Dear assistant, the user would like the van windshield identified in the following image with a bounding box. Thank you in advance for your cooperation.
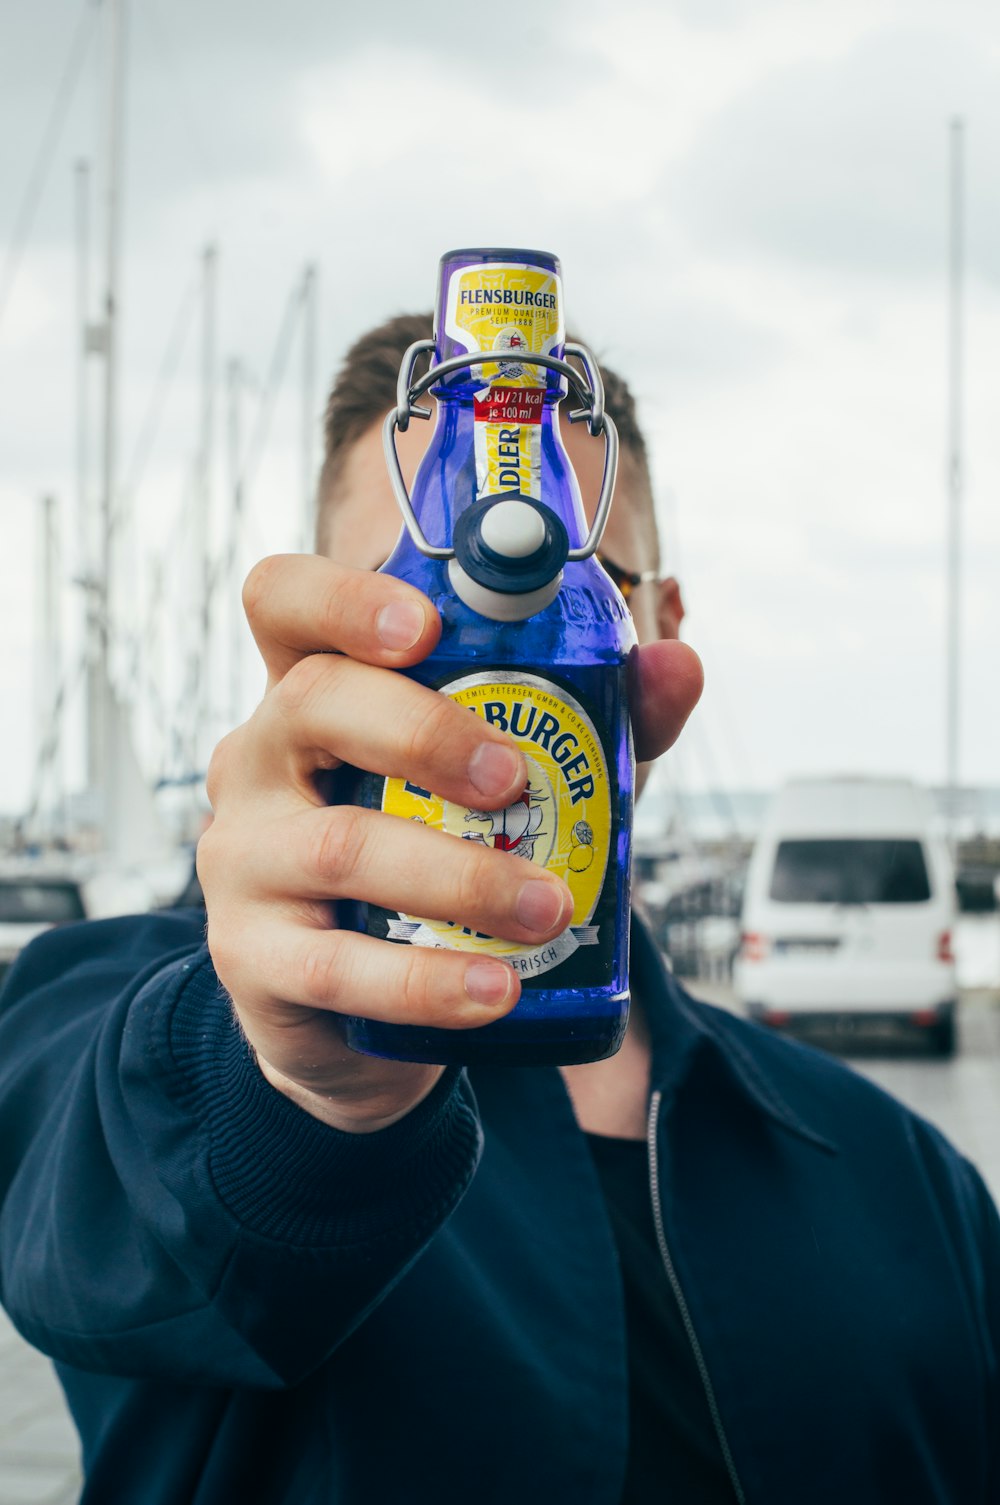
[769,840,932,904]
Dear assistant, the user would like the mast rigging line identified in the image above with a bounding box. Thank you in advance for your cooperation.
[140,0,222,207]
[22,645,90,828]
[212,268,311,601]
[0,0,101,338]
[236,272,308,502]
[110,258,202,543]
[103,257,201,697]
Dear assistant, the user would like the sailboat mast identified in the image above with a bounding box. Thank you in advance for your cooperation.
[195,243,217,780]
[95,0,126,842]
[35,494,62,837]
[946,117,964,846]
[75,154,102,806]
[301,263,318,552]
[75,157,90,648]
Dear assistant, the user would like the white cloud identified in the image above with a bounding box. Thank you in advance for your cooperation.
[674,21,1000,281]
[3,0,999,812]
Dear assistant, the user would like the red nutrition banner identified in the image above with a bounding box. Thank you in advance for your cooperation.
[474,387,545,425]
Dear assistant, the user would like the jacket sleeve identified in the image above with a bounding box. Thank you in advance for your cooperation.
[0,911,482,1389]
[913,1113,1000,1486]
[971,1159,1000,1494]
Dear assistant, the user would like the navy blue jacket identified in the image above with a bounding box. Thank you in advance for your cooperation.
[0,908,997,1503]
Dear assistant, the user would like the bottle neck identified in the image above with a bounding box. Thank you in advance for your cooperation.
[406,389,588,555]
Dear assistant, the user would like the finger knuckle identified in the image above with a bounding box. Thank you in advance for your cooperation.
[197,816,257,905]
[205,918,247,996]
[194,823,221,891]
[452,845,496,926]
[314,573,359,648]
[398,690,458,774]
[310,806,365,887]
[204,728,243,810]
[300,934,347,1009]
[400,952,474,1030]
[398,950,440,1024]
[272,651,339,722]
[241,554,288,625]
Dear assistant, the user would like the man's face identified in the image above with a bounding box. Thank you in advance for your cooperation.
[322,404,684,794]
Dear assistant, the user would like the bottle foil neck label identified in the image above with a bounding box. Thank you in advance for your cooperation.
[443,260,564,374]
[474,404,543,504]
[442,261,564,508]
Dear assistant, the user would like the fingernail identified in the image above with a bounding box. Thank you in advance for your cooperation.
[376,600,425,650]
[516,879,567,936]
[468,742,522,799]
[465,961,513,1007]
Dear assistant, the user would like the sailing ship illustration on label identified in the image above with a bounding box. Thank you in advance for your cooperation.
[376,671,614,979]
[463,776,550,862]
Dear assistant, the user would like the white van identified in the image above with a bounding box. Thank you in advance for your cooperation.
[733,777,958,1054]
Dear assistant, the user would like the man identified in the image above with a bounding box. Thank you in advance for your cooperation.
[204,314,698,1145]
[0,315,997,1505]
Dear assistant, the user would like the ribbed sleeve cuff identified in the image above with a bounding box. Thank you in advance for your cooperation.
[159,950,482,1248]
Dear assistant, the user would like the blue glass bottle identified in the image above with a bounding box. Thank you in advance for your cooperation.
[344,247,635,1066]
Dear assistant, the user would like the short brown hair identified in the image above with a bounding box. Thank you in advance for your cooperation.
[317,311,658,564]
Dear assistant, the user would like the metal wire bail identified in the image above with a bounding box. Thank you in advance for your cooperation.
[382,340,619,564]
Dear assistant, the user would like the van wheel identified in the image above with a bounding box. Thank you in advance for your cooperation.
[929,1013,956,1058]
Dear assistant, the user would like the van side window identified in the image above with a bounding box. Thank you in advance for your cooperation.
[769,841,932,905]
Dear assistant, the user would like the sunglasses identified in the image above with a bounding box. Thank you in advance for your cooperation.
[375,548,657,603]
[596,553,659,602]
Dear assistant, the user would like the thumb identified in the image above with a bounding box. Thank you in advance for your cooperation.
[628,640,704,764]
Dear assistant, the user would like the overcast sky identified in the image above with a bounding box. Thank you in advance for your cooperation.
[2,0,999,820]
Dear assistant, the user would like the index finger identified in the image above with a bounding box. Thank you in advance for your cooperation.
[243,553,441,687]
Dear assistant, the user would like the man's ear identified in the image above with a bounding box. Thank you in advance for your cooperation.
[656,575,685,640]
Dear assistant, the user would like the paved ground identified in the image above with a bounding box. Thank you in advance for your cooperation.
[0,1310,80,1505]
[2,919,999,1502]
[851,991,1000,1200]
[696,913,1000,1201]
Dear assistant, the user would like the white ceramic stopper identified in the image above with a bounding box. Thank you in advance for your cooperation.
[447,559,563,622]
[480,500,546,559]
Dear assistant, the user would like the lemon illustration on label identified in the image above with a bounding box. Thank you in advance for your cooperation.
[381,673,612,978]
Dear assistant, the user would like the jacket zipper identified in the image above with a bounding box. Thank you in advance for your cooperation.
[646,1088,747,1504]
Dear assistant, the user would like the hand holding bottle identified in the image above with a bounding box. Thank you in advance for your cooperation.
[197,553,573,1131]
[196,552,700,1129]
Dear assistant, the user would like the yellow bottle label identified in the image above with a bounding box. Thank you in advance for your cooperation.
[379,672,612,979]
[443,262,564,504]
[444,262,563,375]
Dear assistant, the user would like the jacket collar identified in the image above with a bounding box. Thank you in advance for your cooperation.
[631,913,839,1155]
